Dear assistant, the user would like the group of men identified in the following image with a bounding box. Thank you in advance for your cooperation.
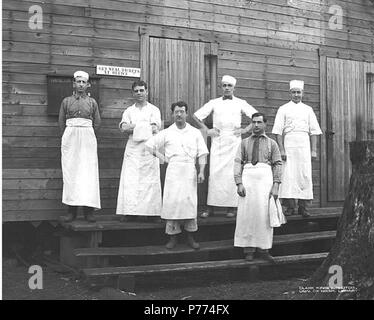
[59,70,322,259]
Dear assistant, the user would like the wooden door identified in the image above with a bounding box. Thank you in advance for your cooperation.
[140,36,218,206]
[141,36,217,127]
[324,58,374,202]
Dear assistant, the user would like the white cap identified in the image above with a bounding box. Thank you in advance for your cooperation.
[74,70,89,81]
[289,80,304,90]
[222,75,237,86]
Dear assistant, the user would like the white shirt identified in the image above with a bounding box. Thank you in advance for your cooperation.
[145,123,209,160]
[119,102,161,129]
[194,96,257,131]
[272,101,322,135]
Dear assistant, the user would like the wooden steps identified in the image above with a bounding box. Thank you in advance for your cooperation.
[74,230,336,257]
[83,252,329,278]
[61,208,342,232]
[58,207,341,290]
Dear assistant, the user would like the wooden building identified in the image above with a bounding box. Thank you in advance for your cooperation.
[3,0,374,223]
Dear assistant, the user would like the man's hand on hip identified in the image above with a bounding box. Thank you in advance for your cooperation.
[234,128,244,137]
[207,128,220,137]
[197,172,205,184]
[151,124,159,134]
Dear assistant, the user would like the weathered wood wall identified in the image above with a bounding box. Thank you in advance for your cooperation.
[3,0,374,221]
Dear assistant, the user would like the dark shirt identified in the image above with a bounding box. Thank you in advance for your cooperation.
[58,93,101,132]
[234,133,282,184]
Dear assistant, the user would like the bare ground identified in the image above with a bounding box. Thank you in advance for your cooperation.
[2,257,312,300]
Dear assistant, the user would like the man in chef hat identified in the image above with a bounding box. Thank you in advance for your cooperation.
[272,80,322,217]
[193,75,257,219]
[58,70,101,222]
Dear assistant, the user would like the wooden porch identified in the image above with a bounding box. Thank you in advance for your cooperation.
[58,206,341,291]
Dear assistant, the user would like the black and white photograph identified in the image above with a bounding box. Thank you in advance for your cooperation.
[2,0,374,305]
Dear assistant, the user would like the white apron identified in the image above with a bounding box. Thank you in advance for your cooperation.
[61,118,101,209]
[116,135,162,216]
[207,130,240,207]
[279,132,313,199]
[234,163,273,249]
[162,156,197,220]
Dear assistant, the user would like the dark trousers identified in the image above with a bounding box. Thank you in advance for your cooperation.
[68,206,93,215]
[201,206,236,213]
[243,247,269,254]
[283,199,311,209]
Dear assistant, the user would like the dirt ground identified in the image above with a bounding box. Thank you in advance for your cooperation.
[2,222,319,301]
[2,256,313,300]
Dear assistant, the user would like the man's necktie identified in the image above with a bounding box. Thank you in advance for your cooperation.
[222,96,233,100]
[251,136,260,165]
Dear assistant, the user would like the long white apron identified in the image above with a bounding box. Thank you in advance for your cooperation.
[279,132,313,199]
[116,136,162,216]
[162,156,197,220]
[207,130,240,207]
[234,163,273,249]
[61,118,101,209]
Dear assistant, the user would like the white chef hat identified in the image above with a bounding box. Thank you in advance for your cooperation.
[289,80,304,90]
[74,70,89,81]
[221,75,237,86]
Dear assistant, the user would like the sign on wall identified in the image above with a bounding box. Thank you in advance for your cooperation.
[96,65,141,77]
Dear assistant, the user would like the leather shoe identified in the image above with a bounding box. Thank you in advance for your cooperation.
[244,253,254,261]
[119,215,128,222]
[298,207,311,218]
[63,211,77,223]
[165,235,177,250]
[284,208,295,216]
[84,212,96,223]
[187,233,200,250]
[256,251,275,263]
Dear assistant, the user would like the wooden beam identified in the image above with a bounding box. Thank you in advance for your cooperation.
[74,230,336,257]
[319,54,328,207]
[139,33,149,83]
[83,252,329,277]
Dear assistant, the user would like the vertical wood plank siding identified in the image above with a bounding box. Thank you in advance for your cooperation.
[325,59,374,201]
[3,0,374,221]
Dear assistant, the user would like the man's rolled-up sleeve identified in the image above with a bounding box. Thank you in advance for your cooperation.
[119,107,131,128]
[92,99,101,130]
[194,100,214,121]
[234,141,245,185]
[271,140,282,183]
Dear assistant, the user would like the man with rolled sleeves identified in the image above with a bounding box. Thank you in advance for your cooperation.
[272,80,322,217]
[146,101,208,250]
[58,71,101,222]
[116,80,162,222]
[234,112,282,261]
[193,75,257,218]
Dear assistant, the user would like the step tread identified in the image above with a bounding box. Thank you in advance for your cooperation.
[62,208,342,232]
[75,230,336,257]
[83,252,329,277]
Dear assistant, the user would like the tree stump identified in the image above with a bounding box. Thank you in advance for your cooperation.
[308,140,374,299]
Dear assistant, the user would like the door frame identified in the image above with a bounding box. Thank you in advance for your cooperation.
[139,30,219,207]
[320,55,345,207]
[319,54,328,207]
[319,51,374,207]
[139,29,218,99]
